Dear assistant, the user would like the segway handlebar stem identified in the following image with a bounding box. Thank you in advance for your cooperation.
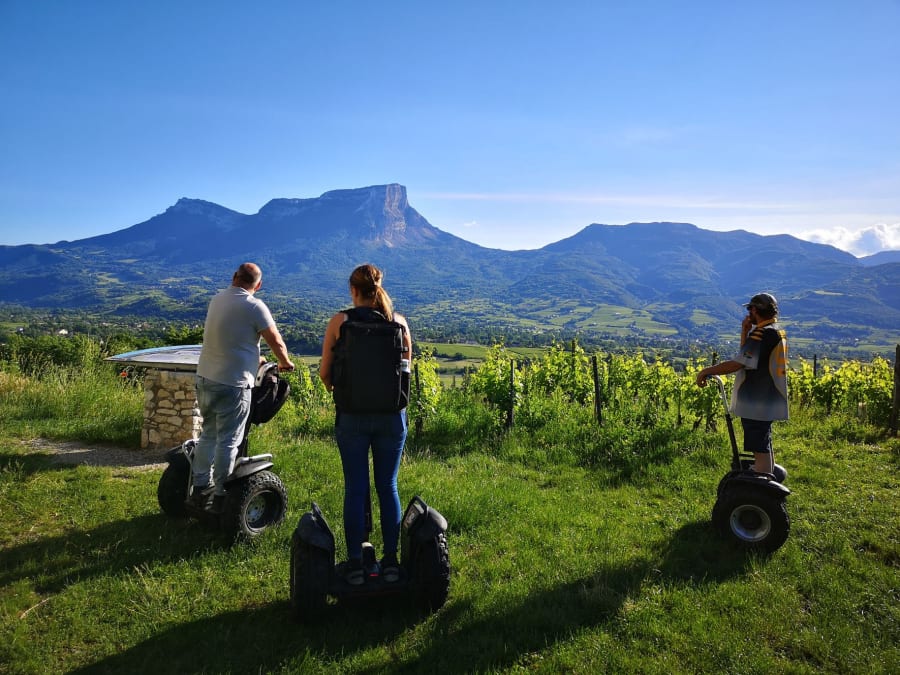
[704,374,742,471]
[705,375,731,416]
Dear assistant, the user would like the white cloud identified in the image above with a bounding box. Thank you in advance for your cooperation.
[799,222,900,257]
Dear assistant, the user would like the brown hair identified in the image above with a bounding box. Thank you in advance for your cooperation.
[349,263,394,321]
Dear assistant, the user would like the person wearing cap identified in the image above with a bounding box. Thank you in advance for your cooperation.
[695,293,789,475]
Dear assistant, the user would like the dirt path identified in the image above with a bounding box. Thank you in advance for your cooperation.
[24,438,168,471]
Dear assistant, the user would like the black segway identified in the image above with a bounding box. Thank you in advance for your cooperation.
[706,375,790,554]
[289,493,450,621]
[157,362,290,542]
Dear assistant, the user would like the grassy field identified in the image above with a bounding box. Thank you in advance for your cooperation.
[1,366,898,674]
[418,342,547,386]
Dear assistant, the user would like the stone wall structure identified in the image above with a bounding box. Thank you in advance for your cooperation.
[142,369,201,449]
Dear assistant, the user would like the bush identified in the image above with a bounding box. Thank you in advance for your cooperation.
[410,347,443,426]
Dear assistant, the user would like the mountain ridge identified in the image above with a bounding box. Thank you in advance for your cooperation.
[1,183,897,349]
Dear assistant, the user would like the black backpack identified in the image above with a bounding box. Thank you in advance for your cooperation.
[250,362,290,424]
[331,307,409,413]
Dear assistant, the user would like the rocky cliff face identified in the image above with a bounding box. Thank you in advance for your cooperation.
[255,183,418,245]
[319,183,411,244]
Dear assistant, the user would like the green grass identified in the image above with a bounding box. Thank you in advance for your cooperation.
[1,367,898,673]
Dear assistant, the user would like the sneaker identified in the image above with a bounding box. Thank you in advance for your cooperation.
[343,559,364,586]
[190,484,215,508]
[361,542,380,580]
[381,553,400,583]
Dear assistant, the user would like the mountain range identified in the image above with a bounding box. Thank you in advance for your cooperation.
[1,184,898,351]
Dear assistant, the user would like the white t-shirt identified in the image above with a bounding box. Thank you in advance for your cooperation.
[197,287,275,387]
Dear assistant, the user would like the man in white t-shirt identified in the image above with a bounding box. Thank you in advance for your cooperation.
[193,262,294,510]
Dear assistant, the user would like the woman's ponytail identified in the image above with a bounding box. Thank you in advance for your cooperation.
[349,263,394,321]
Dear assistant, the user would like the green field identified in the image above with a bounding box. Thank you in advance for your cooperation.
[1,355,898,674]
[418,342,547,385]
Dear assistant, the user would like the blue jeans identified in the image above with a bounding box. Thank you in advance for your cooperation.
[194,376,252,496]
[335,411,407,561]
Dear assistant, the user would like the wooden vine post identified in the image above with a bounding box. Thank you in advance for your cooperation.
[413,362,423,438]
[506,359,516,429]
[592,354,603,426]
[890,344,900,436]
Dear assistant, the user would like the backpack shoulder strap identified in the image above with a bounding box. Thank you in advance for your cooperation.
[343,306,387,323]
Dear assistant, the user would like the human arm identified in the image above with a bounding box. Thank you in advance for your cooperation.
[394,313,412,360]
[740,313,754,346]
[318,312,346,391]
[697,312,759,386]
[259,325,295,372]
[695,360,743,387]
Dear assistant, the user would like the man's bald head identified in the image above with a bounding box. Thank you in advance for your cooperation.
[232,262,262,290]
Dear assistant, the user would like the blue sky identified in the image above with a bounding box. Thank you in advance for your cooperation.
[2,1,899,255]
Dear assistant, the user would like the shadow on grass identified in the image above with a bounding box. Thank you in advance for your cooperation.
[1,446,163,478]
[395,520,755,673]
[69,598,434,675]
[0,451,68,477]
[654,520,757,582]
[0,513,226,593]
[69,520,756,674]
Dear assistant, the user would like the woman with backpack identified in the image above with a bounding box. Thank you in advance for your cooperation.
[319,263,412,586]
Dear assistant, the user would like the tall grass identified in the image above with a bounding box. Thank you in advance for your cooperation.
[0,363,142,445]
[1,357,898,674]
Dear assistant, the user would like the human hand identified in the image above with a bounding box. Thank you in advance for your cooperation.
[278,360,295,373]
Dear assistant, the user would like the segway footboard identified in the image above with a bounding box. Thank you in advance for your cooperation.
[329,496,450,602]
[722,471,791,496]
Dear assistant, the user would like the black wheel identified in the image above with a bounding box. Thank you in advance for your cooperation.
[411,532,450,612]
[157,454,190,517]
[712,485,790,554]
[223,470,287,541]
[290,538,330,621]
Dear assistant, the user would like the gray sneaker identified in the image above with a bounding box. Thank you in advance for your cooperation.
[342,559,364,586]
[380,554,400,583]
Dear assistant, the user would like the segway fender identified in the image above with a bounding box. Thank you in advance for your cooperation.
[402,496,448,543]
[294,503,336,554]
[728,473,791,497]
[225,459,274,484]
